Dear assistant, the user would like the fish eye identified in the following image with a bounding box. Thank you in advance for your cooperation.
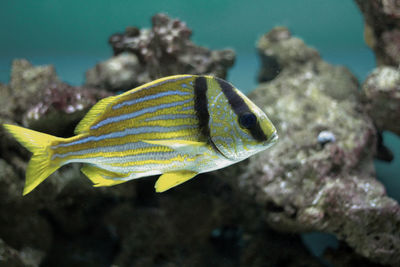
[239,113,257,129]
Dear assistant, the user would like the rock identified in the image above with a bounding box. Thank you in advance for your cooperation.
[376,131,394,162]
[0,83,13,120]
[362,66,400,136]
[10,59,60,97]
[8,59,60,123]
[3,59,110,137]
[2,17,398,267]
[86,13,235,91]
[23,82,111,137]
[0,158,51,262]
[0,238,26,267]
[86,53,147,92]
[257,26,320,82]
[105,175,323,267]
[238,27,400,266]
[324,242,387,267]
[355,0,400,66]
[0,238,44,267]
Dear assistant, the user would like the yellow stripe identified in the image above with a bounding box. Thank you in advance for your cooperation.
[53,128,199,155]
[57,146,174,161]
[88,77,196,132]
[115,75,195,104]
[105,92,193,119]
[89,100,196,135]
[107,154,197,167]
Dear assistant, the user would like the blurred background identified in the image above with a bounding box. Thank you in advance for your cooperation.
[0,0,374,86]
[0,0,399,260]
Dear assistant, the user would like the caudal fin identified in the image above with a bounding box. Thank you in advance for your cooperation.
[3,124,63,195]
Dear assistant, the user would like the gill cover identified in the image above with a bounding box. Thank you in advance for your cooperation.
[208,89,239,160]
[206,77,277,160]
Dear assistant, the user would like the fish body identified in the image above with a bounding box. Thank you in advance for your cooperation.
[3,75,277,195]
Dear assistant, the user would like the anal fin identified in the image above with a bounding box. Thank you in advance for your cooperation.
[81,164,129,187]
[155,170,198,192]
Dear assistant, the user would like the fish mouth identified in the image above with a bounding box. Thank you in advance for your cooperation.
[265,132,278,146]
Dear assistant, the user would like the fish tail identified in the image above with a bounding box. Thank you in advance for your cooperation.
[3,124,64,195]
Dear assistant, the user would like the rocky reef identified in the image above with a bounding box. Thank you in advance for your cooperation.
[354,0,400,162]
[244,26,400,266]
[0,59,110,137]
[257,26,321,82]
[355,0,400,66]
[86,13,235,92]
[362,66,400,136]
[0,61,323,267]
[1,12,400,267]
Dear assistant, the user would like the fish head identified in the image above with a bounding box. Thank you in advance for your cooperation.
[207,78,278,161]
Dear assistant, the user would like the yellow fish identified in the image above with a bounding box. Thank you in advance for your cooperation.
[3,75,278,195]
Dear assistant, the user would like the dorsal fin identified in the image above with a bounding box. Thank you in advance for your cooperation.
[74,95,116,134]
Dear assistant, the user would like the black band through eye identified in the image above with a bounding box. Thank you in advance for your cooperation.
[239,113,257,129]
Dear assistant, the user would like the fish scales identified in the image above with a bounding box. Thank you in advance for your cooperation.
[3,74,278,195]
[52,143,174,161]
[99,154,198,174]
[63,152,194,174]
[89,76,195,131]
[89,94,195,131]
[50,75,201,175]
[52,76,199,155]
[52,124,198,154]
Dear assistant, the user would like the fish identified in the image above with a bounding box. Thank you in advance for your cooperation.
[3,75,278,195]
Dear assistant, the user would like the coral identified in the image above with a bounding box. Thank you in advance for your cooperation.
[355,0,400,66]
[10,59,60,98]
[4,59,110,137]
[1,17,399,267]
[0,159,50,266]
[324,242,387,267]
[86,13,235,91]
[103,175,323,267]
[257,26,320,82]
[238,27,400,266]
[86,53,147,92]
[0,83,13,120]
[362,66,400,136]
[0,57,324,267]
[23,82,110,136]
[0,238,44,267]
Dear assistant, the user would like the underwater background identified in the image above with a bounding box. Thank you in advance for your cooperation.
[0,0,399,266]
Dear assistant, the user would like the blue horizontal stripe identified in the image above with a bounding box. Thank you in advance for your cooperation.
[61,151,178,163]
[52,141,155,159]
[91,98,192,130]
[55,124,197,148]
[144,113,196,122]
[113,90,191,110]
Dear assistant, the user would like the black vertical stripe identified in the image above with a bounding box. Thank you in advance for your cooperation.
[194,76,211,140]
[216,77,268,142]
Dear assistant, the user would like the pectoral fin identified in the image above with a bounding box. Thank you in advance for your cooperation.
[143,139,208,155]
[155,170,198,192]
[81,164,129,187]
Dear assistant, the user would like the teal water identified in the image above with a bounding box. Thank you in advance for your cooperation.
[0,0,364,55]
[1,0,399,261]
[0,48,376,91]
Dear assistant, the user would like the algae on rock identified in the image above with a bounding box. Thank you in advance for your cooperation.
[1,15,400,267]
[236,26,400,266]
[362,66,400,136]
[355,0,400,66]
[86,13,236,92]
